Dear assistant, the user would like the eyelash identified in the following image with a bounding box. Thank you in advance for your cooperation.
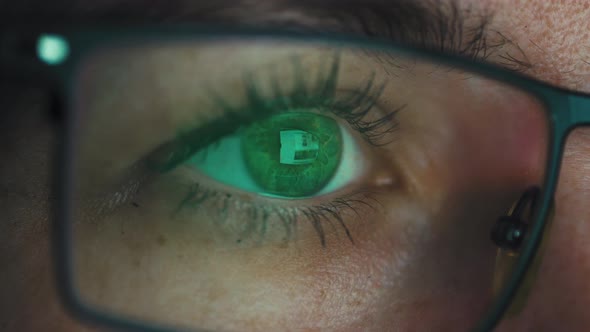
[145,53,399,245]
[148,53,401,173]
[173,182,382,246]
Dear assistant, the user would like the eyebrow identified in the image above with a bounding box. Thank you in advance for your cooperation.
[3,0,532,71]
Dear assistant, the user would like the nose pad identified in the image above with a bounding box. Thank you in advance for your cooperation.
[491,186,555,318]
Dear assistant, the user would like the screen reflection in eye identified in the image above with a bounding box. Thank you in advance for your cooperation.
[193,112,347,198]
[145,54,402,246]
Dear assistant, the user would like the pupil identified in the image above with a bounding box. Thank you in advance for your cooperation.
[241,112,342,197]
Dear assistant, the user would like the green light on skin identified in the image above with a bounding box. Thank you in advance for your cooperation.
[37,34,70,65]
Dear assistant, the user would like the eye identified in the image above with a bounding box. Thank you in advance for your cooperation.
[98,51,400,248]
[187,112,366,199]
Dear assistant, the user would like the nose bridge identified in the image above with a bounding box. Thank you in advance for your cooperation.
[568,94,590,126]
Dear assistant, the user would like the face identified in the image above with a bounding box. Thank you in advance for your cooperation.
[1,1,589,331]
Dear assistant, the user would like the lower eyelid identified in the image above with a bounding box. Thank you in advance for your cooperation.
[124,155,379,244]
[164,178,385,246]
[152,147,397,247]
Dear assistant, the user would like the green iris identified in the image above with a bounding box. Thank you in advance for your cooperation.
[241,112,342,197]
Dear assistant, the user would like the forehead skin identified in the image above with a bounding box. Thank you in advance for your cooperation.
[8,0,589,89]
[486,0,590,91]
[1,1,590,332]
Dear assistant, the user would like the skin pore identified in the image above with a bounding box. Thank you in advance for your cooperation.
[1,1,590,332]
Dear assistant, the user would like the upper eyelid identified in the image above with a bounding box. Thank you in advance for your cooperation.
[145,53,400,172]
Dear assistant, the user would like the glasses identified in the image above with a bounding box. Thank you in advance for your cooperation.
[6,26,590,332]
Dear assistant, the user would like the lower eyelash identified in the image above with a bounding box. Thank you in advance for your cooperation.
[172,182,382,247]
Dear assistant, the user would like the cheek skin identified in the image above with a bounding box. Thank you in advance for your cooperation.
[71,169,403,331]
[72,137,497,332]
[347,80,552,330]
[73,217,384,331]
[496,129,590,332]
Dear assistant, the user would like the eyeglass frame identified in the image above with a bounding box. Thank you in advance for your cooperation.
[2,25,590,332]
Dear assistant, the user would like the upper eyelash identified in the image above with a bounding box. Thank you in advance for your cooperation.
[237,53,402,147]
[326,73,402,147]
[147,52,401,173]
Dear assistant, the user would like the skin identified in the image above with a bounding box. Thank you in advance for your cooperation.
[1,0,589,331]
